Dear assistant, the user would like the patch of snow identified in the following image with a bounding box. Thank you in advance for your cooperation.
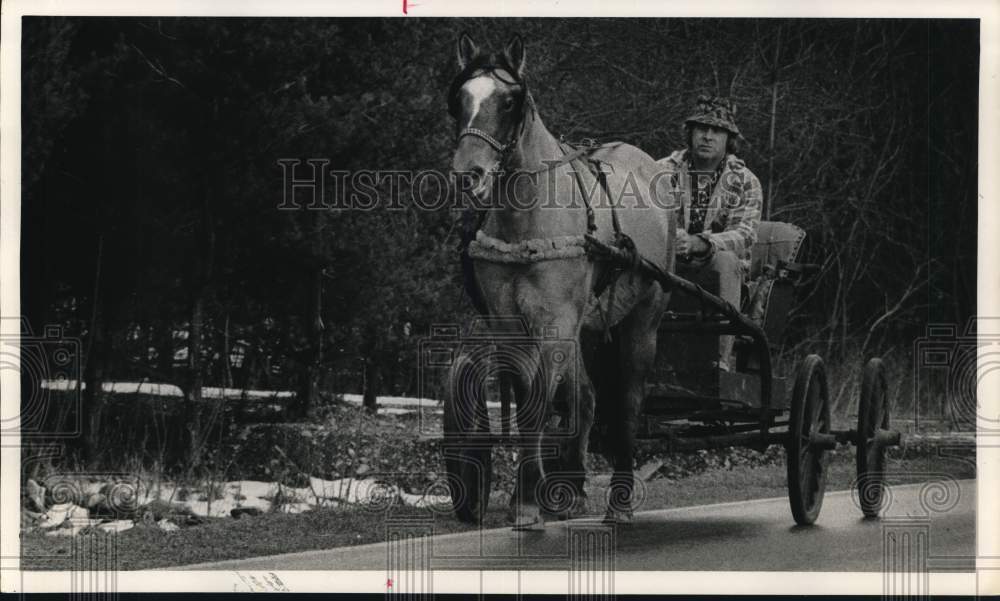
[274,502,312,514]
[157,519,180,532]
[39,503,88,529]
[97,520,134,533]
[179,498,241,519]
[30,474,448,535]
[399,492,451,509]
[41,380,293,399]
[41,379,462,413]
[306,476,409,506]
[339,394,442,408]
[226,480,279,501]
[45,519,101,537]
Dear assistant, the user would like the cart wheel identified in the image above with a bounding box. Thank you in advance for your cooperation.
[442,361,493,524]
[786,354,831,526]
[856,357,890,518]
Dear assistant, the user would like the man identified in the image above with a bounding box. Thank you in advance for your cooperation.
[658,95,763,370]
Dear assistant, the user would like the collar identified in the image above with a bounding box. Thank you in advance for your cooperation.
[664,150,745,173]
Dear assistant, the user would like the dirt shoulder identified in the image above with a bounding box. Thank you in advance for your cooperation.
[21,441,974,571]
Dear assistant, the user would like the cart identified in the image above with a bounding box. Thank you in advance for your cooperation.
[442,221,902,525]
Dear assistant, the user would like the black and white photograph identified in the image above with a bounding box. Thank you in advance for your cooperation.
[1,1,996,597]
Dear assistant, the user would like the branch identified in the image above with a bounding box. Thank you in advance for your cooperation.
[128,43,186,89]
[859,261,930,356]
[554,40,659,88]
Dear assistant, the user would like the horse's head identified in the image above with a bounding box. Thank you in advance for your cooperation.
[449,33,529,203]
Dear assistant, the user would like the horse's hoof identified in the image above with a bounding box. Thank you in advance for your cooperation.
[512,505,545,531]
[602,508,634,526]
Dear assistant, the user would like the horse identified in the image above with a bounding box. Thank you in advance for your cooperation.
[448,32,676,530]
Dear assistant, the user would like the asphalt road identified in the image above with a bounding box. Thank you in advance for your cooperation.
[178,479,975,572]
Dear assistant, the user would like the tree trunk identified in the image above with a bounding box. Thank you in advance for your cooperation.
[765,24,782,218]
[81,314,106,464]
[80,234,105,464]
[183,173,215,467]
[157,322,174,378]
[184,294,204,467]
[222,314,233,390]
[362,358,378,415]
[295,264,323,419]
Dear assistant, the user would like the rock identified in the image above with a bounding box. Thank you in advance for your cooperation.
[635,459,664,482]
[44,517,100,537]
[401,492,450,508]
[98,482,138,517]
[90,494,137,520]
[39,503,88,529]
[276,502,311,514]
[138,499,193,522]
[81,481,105,497]
[68,504,90,520]
[230,506,262,519]
[84,493,107,510]
[226,481,278,502]
[355,463,370,476]
[25,479,47,512]
[157,519,179,532]
[97,520,134,533]
[22,508,44,530]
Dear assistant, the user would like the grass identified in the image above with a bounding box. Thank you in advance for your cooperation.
[20,442,974,571]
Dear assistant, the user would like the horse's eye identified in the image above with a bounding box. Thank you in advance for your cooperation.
[502,98,515,112]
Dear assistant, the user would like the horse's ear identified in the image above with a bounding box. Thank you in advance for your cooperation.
[457,32,479,69]
[504,34,526,78]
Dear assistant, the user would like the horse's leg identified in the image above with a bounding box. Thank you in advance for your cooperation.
[511,353,548,530]
[512,316,585,530]
[603,286,664,525]
[557,353,596,518]
[506,369,531,521]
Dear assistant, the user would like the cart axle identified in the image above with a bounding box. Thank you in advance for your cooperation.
[809,428,902,451]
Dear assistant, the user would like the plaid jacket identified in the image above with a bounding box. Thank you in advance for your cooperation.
[656,150,763,268]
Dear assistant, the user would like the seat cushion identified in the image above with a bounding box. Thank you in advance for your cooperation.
[749,221,807,281]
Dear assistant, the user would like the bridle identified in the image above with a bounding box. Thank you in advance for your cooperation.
[448,56,533,170]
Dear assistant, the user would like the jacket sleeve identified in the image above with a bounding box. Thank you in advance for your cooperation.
[706,168,762,258]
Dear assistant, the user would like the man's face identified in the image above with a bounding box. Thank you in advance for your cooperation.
[690,124,729,164]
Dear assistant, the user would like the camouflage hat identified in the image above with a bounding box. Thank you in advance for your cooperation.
[684,94,741,137]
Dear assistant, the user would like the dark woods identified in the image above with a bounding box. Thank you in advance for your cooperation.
[20,18,977,467]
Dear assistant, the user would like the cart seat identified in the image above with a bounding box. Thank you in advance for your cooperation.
[743,220,807,344]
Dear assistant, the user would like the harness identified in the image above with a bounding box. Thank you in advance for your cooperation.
[450,58,640,327]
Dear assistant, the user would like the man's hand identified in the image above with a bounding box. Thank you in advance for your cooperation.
[675,229,711,257]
